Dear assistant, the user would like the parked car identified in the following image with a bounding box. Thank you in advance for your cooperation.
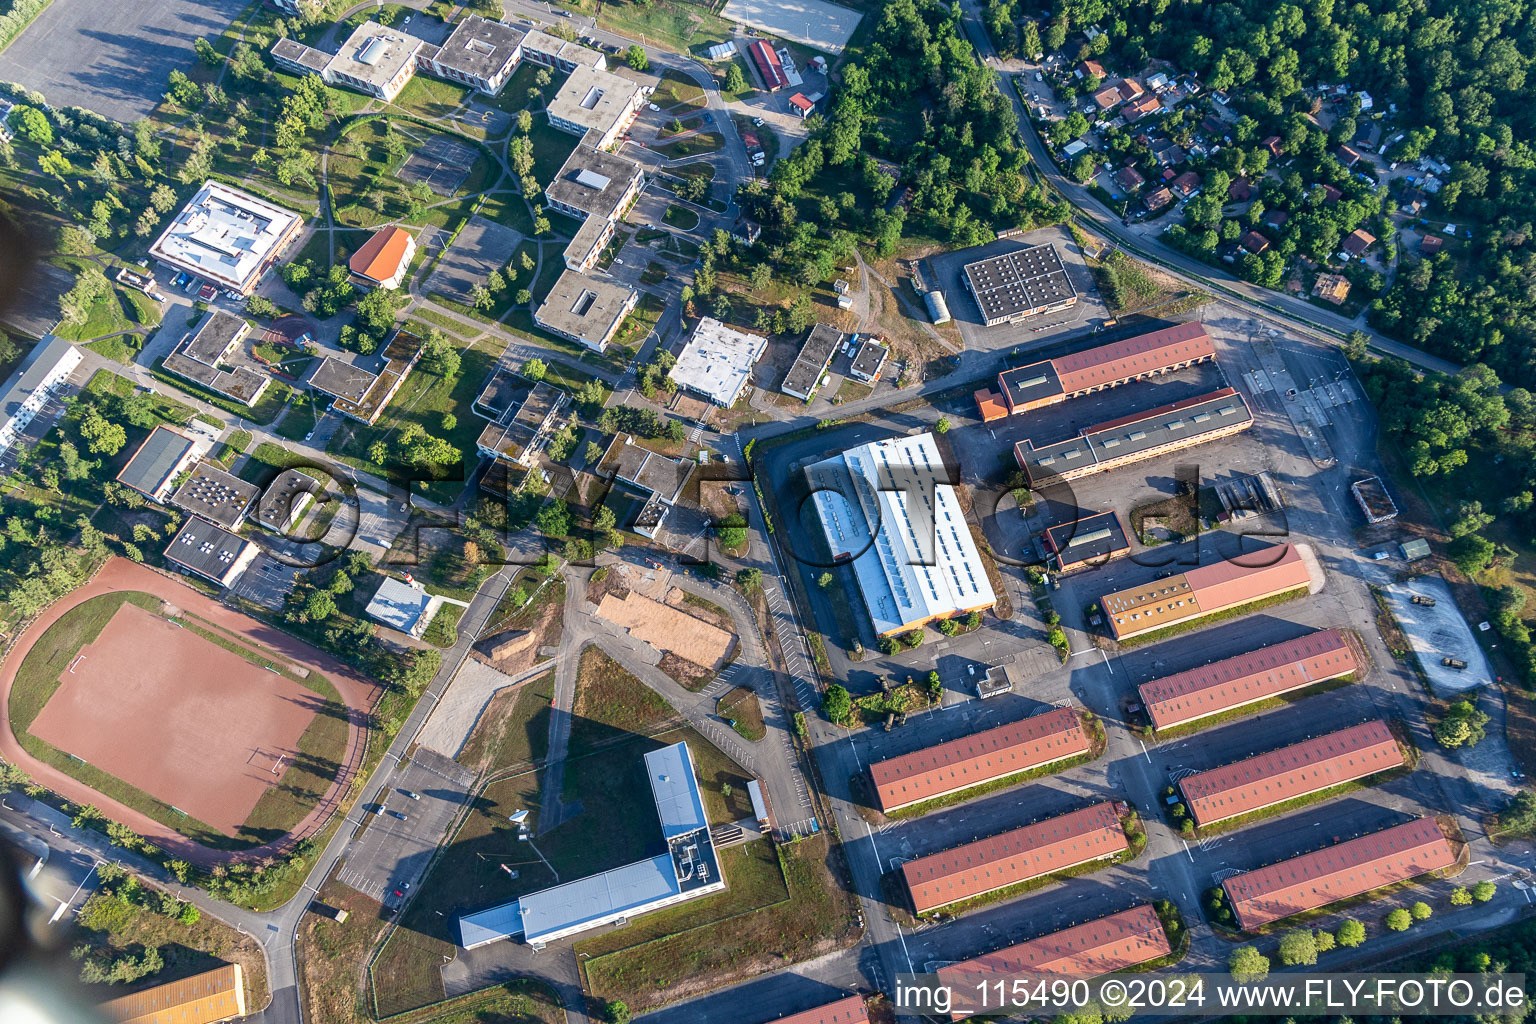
[386,809,408,821]
[398,789,420,800]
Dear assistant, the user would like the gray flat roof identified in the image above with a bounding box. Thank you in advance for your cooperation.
[432,14,523,79]
[646,743,708,837]
[781,323,842,397]
[118,425,195,496]
[184,310,248,365]
[546,145,641,221]
[170,462,259,528]
[307,356,377,403]
[535,269,635,348]
[270,37,331,74]
[163,517,251,580]
[613,437,692,502]
[998,359,1063,409]
[963,243,1077,321]
[257,468,319,530]
[1044,510,1130,566]
[850,337,888,379]
[1,335,75,428]
[365,576,433,634]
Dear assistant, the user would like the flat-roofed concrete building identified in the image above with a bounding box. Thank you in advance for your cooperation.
[164,517,258,588]
[270,37,332,77]
[257,468,319,532]
[118,425,200,502]
[1103,542,1315,642]
[781,323,843,399]
[902,801,1126,913]
[937,906,1171,1019]
[421,15,524,94]
[325,21,422,101]
[1015,388,1252,485]
[989,322,1214,416]
[962,243,1077,326]
[807,432,996,637]
[0,335,81,459]
[848,336,889,383]
[348,225,417,290]
[604,433,693,540]
[546,142,646,272]
[308,329,424,425]
[365,575,434,636]
[670,317,767,406]
[170,462,259,529]
[163,309,271,407]
[869,707,1089,813]
[149,181,304,296]
[1042,509,1131,573]
[1138,626,1360,730]
[1179,720,1403,827]
[99,962,246,1024]
[460,741,724,948]
[474,374,571,469]
[520,29,607,72]
[771,995,870,1024]
[1221,818,1456,930]
[547,64,653,150]
[534,269,637,352]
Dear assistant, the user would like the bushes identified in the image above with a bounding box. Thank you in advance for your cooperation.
[0,1,55,53]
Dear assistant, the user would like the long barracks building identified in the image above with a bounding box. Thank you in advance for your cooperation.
[869,707,1090,813]
[1014,387,1252,485]
[1137,626,1359,729]
[1221,818,1456,930]
[937,906,1172,1020]
[976,322,1215,420]
[1177,720,1403,827]
[1102,542,1314,642]
[901,801,1127,913]
[771,995,870,1024]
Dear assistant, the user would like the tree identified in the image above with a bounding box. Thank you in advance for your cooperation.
[420,330,461,378]
[823,683,852,724]
[79,407,126,456]
[520,357,547,382]
[1434,699,1490,748]
[1448,534,1496,576]
[537,499,572,538]
[716,513,748,550]
[354,286,406,338]
[935,417,950,433]
[1451,886,1473,906]
[470,284,494,311]
[1278,928,1318,966]
[194,36,221,66]
[1410,901,1432,921]
[1385,908,1412,931]
[624,45,650,72]
[607,1000,632,1024]
[724,62,747,94]
[736,567,763,591]
[8,105,51,146]
[818,572,834,588]
[1472,880,1497,902]
[1229,945,1269,982]
[515,287,532,306]
[1336,918,1366,947]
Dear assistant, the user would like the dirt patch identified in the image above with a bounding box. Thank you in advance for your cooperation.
[29,603,318,834]
[596,590,737,669]
[658,651,716,691]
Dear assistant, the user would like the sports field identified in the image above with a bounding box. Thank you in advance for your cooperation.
[31,603,317,833]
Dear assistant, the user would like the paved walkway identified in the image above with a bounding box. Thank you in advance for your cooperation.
[415,657,556,758]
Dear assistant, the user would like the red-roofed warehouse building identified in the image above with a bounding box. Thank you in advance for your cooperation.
[869,708,1091,814]
[748,40,787,91]
[902,802,1127,913]
[770,995,870,1024]
[984,321,1215,418]
[1102,543,1315,642]
[1221,818,1456,930]
[937,906,1173,1019]
[1178,720,1403,826]
[1137,626,1359,729]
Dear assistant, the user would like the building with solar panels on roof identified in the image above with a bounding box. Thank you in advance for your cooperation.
[170,462,259,529]
[961,243,1078,326]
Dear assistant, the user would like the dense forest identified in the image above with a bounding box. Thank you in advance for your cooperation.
[1000,0,1536,388]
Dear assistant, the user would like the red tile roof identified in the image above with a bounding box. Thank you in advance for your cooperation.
[1104,543,1313,641]
[1051,321,1214,395]
[349,226,413,284]
[902,802,1127,913]
[1179,720,1402,826]
[1138,627,1355,730]
[937,905,1172,1015]
[869,708,1089,813]
[772,995,870,1024]
[1343,228,1376,255]
[1222,818,1455,930]
[1172,171,1201,196]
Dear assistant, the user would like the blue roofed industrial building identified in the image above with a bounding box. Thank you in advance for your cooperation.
[458,741,725,949]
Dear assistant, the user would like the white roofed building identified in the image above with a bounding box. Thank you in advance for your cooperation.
[669,317,766,406]
[458,742,724,948]
[546,65,653,150]
[807,433,996,636]
[148,182,305,296]
[324,21,422,101]
[0,336,81,460]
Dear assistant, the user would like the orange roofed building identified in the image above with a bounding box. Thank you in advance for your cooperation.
[902,801,1127,913]
[869,707,1090,813]
[937,906,1172,1019]
[348,225,417,290]
[1178,720,1401,826]
[1137,626,1358,730]
[772,995,870,1024]
[100,963,246,1024]
[1102,543,1313,641]
[1222,818,1456,930]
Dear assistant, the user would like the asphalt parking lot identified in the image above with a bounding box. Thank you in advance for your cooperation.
[0,0,247,122]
